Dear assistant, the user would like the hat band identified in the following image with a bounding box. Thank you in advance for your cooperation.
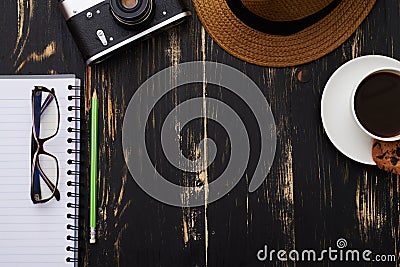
[226,0,342,35]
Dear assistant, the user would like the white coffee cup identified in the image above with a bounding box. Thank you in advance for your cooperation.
[351,67,400,142]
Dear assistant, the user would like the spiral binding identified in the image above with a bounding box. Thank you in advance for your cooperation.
[66,83,81,265]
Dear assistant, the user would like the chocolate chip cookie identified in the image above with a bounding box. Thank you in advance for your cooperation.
[372,139,400,174]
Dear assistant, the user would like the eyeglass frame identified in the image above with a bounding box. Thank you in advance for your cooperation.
[31,86,61,204]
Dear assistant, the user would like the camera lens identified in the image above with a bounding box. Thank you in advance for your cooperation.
[110,0,154,26]
[121,0,138,9]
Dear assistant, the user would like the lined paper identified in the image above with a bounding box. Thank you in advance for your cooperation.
[0,76,80,267]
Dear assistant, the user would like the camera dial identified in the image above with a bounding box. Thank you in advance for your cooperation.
[110,0,154,26]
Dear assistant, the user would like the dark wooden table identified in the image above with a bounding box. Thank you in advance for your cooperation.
[2,0,399,266]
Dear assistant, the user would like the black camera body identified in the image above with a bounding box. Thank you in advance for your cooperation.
[60,0,191,65]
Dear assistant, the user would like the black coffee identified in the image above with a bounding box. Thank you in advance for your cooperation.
[354,71,400,138]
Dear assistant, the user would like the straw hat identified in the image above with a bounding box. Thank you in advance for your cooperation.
[192,0,376,67]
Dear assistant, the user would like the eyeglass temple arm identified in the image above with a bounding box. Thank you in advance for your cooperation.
[41,93,54,115]
[32,161,42,200]
[32,92,43,200]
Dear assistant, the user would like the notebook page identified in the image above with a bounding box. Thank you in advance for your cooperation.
[0,76,80,267]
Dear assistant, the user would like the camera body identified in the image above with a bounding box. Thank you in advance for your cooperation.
[60,0,191,65]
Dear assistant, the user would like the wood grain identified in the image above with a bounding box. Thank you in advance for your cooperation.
[1,0,399,266]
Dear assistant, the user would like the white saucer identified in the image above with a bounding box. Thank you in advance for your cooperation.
[321,55,400,165]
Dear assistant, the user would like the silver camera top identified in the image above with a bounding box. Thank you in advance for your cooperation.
[60,0,105,20]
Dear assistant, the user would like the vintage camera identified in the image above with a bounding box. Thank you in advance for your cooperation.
[60,0,191,65]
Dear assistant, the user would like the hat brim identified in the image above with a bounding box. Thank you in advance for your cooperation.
[192,0,376,67]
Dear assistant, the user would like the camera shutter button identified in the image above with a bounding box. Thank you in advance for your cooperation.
[96,30,108,46]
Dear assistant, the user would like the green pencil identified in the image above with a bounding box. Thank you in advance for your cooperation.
[90,91,98,244]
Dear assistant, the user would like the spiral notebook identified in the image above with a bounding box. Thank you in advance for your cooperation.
[0,75,81,266]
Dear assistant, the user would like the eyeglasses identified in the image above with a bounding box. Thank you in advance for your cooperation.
[31,86,61,204]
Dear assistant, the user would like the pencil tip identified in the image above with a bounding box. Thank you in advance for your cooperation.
[93,90,97,99]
